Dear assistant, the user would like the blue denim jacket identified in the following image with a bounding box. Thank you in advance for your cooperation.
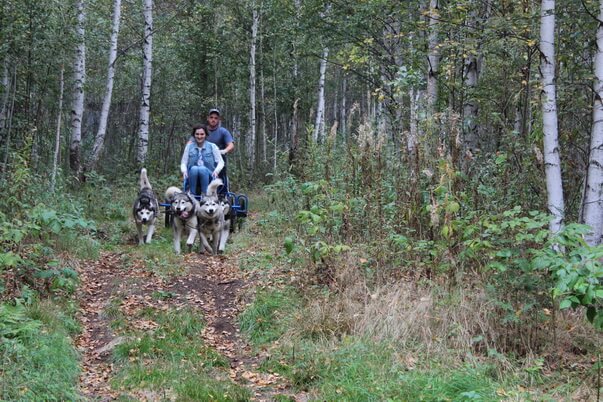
[187,143,216,171]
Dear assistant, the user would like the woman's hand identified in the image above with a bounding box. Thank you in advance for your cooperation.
[212,171,219,179]
[183,171,188,180]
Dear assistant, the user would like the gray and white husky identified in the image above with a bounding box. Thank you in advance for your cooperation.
[133,168,158,245]
[219,197,231,250]
[197,178,228,255]
[165,186,199,254]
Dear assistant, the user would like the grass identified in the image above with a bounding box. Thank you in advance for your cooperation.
[112,308,251,400]
[54,232,101,260]
[260,337,507,401]
[239,288,300,345]
[0,300,81,401]
[235,189,602,401]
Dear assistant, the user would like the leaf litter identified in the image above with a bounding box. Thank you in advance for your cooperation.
[76,250,301,401]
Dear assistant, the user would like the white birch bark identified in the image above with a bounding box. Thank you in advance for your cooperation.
[272,49,278,173]
[260,25,267,163]
[51,65,65,192]
[340,76,347,140]
[426,0,440,112]
[539,0,564,234]
[0,60,9,139]
[70,0,86,174]
[248,2,259,167]
[137,0,153,166]
[463,3,490,154]
[89,0,121,169]
[1,67,16,177]
[408,88,420,157]
[289,0,301,163]
[463,55,479,151]
[313,46,329,143]
[582,0,603,245]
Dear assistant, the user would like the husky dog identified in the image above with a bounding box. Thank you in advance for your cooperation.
[219,197,231,251]
[165,186,199,254]
[197,178,227,255]
[133,168,158,245]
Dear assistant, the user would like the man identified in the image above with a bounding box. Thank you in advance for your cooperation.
[206,108,234,196]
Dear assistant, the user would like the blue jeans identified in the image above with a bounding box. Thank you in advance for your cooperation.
[188,166,212,195]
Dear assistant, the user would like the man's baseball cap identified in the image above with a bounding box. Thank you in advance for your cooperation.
[208,108,220,116]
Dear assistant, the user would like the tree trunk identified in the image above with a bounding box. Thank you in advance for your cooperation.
[463,52,479,153]
[582,0,603,245]
[408,88,420,162]
[89,0,122,170]
[1,67,16,177]
[288,0,301,168]
[426,0,440,113]
[248,1,259,168]
[313,46,329,143]
[51,65,65,192]
[0,60,10,144]
[260,23,267,164]
[137,0,153,166]
[272,49,278,174]
[70,0,86,175]
[539,0,564,234]
[341,75,347,141]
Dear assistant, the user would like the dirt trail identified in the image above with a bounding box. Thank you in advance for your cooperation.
[76,250,299,401]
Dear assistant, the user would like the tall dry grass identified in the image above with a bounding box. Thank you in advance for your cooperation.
[291,255,603,366]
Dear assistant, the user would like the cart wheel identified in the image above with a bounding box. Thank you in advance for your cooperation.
[238,196,248,216]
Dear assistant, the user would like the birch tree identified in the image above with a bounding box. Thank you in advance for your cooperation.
[88,0,122,170]
[581,0,603,246]
[340,75,347,140]
[426,0,439,112]
[248,1,259,168]
[137,0,153,166]
[462,2,490,154]
[1,67,15,177]
[51,65,65,192]
[313,46,329,143]
[70,0,86,174]
[408,88,420,164]
[288,0,301,166]
[259,21,268,164]
[539,0,564,233]
[272,50,278,173]
[463,57,479,152]
[0,60,9,142]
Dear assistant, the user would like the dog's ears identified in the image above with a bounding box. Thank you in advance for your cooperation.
[185,191,200,204]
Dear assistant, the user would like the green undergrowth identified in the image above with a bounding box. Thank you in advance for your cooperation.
[236,189,601,400]
[0,299,81,401]
[260,339,511,401]
[112,307,250,400]
[239,288,300,345]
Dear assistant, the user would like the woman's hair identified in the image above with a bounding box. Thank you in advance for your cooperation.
[191,123,208,137]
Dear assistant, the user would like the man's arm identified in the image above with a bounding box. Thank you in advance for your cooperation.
[221,142,234,155]
[219,128,235,155]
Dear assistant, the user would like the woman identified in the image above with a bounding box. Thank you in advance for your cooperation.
[180,124,224,195]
